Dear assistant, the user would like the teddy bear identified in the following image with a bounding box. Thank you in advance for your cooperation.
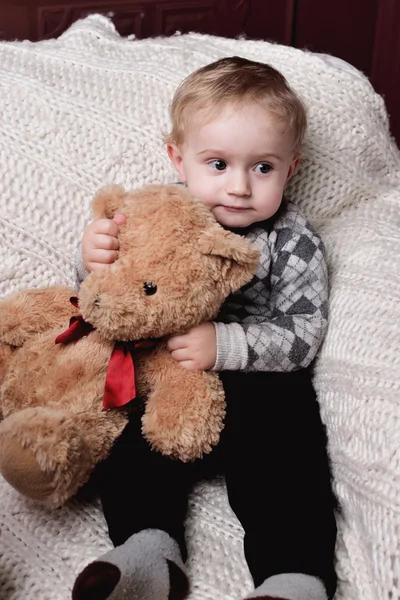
[0,184,259,508]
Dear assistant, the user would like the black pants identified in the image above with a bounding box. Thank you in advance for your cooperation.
[95,369,337,599]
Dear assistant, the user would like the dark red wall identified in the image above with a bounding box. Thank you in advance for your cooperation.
[294,0,399,149]
[0,0,398,146]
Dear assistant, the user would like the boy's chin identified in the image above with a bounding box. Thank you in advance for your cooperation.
[213,209,256,229]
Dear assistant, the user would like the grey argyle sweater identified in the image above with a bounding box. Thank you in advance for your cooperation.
[75,200,328,373]
[212,200,328,372]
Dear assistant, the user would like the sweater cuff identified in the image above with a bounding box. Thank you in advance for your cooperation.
[212,322,248,371]
[75,243,90,291]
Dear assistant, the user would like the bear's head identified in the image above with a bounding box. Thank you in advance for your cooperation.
[78,185,260,342]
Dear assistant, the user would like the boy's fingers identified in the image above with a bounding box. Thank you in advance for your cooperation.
[169,348,189,362]
[113,213,126,226]
[87,249,119,265]
[87,262,107,272]
[167,335,188,351]
[93,219,120,237]
[93,234,119,251]
[178,361,197,371]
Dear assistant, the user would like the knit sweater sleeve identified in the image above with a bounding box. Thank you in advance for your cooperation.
[213,205,329,372]
[74,243,89,291]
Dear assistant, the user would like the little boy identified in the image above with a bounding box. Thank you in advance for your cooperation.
[72,57,337,600]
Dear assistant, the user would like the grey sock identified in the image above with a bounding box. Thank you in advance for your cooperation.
[245,573,328,600]
[72,528,189,600]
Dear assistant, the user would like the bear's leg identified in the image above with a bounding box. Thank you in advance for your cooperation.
[0,406,95,506]
[0,285,77,347]
[0,432,57,501]
[141,350,226,461]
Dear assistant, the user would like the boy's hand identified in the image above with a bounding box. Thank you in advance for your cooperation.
[82,214,126,272]
[167,322,217,371]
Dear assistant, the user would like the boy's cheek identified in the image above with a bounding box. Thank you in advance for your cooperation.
[185,177,204,199]
[189,172,218,198]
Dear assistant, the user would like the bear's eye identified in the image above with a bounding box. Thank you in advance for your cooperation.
[143,282,157,296]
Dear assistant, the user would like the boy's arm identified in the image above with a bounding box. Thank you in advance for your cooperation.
[212,229,328,372]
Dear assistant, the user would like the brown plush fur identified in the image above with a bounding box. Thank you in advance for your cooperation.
[0,184,259,507]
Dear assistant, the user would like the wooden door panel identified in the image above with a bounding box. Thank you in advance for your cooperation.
[37,3,148,39]
[0,0,398,146]
[370,0,400,147]
[0,0,294,43]
[294,0,380,74]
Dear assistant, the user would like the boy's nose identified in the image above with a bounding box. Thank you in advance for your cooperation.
[227,172,251,197]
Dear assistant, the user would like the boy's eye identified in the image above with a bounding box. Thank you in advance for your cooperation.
[210,159,227,171]
[255,163,272,174]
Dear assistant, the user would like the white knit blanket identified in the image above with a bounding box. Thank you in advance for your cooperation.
[1,14,399,600]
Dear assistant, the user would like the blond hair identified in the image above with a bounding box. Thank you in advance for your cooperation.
[166,56,307,156]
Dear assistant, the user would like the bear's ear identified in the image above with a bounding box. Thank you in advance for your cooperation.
[198,226,260,292]
[91,185,127,219]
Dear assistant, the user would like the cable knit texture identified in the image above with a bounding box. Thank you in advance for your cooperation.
[0,14,399,600]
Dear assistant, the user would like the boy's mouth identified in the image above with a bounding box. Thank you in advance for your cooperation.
[222,206,248,212]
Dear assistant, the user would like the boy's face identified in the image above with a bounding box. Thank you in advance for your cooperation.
[168,103,299,229]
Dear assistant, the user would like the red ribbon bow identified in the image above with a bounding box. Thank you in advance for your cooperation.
[55,297,154,410]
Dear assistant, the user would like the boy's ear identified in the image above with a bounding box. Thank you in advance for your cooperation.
[286,157,300,181]
[91,185,126,219]
[167,143,187,183]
